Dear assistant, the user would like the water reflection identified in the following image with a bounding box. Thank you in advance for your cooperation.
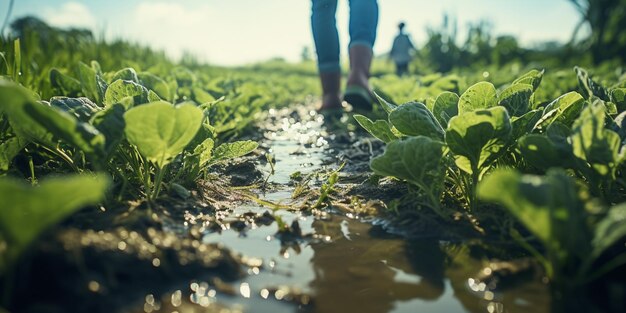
[308,217,444,313]
[128,108,550,313]
[307,216,549,313]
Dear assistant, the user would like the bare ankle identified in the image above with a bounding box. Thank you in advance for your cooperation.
[321,94,342,109]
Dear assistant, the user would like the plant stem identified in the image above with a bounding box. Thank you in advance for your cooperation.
[152,164,168,200]
[469,167,479,211]
[41,146,80,173]
[28,156,35,185]
[416,182,446,219]
[142,159,152,200]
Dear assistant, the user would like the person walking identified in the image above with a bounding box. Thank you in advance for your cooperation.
[389,22,415,76]
[311,0,378,112]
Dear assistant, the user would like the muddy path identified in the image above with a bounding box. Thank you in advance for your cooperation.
[10,105,550,313]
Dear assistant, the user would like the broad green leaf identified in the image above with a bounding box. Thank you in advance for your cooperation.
[389,102,444,139]
[173,67,196,86]
[445,106,512,175]
[167,79,179,102]
[194,138,215,167]
[111,67,139,83]
[458,82,498,114]
[193,87,216,104]
[50,97,101,122]
[90,104,126,158]
[591,204,626,260]
[91,60,103,74]
[518,134,572,170]
[612,111,626,139]
[478,170,550,242]
[0,82,54,145]
[512,69,544,91]
[611,88,626,112]
[353,114,398,143]
[478,169,591,268]
[374,92,398,114]
[499,83,533,117]
[432,91,459,127]
[104,79,150,108]
[211,140,258,164]
[575,67,610,101]
[186,118,215,153]
[425,97,435,112]
[371,136,445,190]
[535,92,585,130]
[0,174,109,270]
[0,136,27,171]
[23,101,105,156]
[1,81,105,155]
[570,104,622,178]
[148,90,161,102]
[139,73,171,101]
[49,68,82,96]
[78,62,106,104]
[601,99,618,115]
[542,92,585,115]
[511,109,542,140]
[124,101,203,167]
[546,122,573,146]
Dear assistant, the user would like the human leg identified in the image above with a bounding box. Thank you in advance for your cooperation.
[347,0,378,50]
[311,0,342,109]
[345,0,378,109]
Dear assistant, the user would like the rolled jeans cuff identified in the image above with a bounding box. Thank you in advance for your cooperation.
[317,62,341,73]
[348,40,374,50]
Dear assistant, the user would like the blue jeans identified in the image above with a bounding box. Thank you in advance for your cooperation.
[311,0,378,73]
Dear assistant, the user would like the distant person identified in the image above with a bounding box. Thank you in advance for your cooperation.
[311,0,378,112]
[389,22,415,76]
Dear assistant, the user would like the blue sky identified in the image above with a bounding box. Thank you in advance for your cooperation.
[4,0,584,65]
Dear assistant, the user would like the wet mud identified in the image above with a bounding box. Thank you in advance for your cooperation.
[8,105,551,313]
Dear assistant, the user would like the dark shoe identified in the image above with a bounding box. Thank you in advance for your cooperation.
[317,105,344,121]
[343,85,374,111]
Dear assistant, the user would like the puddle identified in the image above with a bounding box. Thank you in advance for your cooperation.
[135,107,550,313]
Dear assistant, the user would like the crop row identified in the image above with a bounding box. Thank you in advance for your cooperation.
[0,36,318,284]
[356,67,626,287]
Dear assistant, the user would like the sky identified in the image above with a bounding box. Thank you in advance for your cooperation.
[3,0,585,66]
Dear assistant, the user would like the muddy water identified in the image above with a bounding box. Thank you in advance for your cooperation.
[145,108,550,313]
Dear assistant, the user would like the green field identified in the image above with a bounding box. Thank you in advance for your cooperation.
[1,5,626,313]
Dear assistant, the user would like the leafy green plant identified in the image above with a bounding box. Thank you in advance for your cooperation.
[370,136,447,217]
[533,91,585,131]
[457,81,498,114]
[353,114,398,143]
[478,169,626,285]
[0,81,108,170]
[521,100,624,199]
[313,171,339,209]
[0,173,109,307]
[123,101,203,200]
[0,173,109,274]
[432,91,459,127]
[445,106,512,178]
[388,101,444,139]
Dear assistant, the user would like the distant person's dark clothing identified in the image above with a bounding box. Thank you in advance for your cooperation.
[395,61,409,76]
[390,32,415,76]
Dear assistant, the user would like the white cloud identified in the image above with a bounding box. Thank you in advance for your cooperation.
[43,2,97,30]
[123,2,218,62]
[120,1,311,65]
